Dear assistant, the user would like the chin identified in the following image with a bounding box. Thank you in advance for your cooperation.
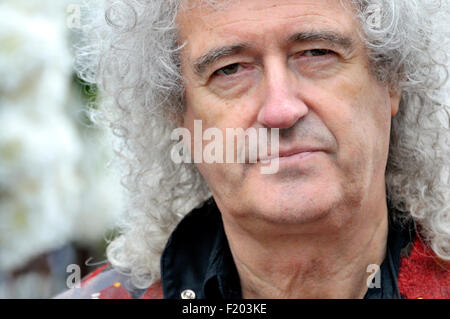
[243,177,346,226]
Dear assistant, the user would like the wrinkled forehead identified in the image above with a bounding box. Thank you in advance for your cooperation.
[179,0,354,12]
[176,0,361,51]
[174,0,364,75]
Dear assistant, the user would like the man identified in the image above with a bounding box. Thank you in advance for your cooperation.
[58,0,450,299]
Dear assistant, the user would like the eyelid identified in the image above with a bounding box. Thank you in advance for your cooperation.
[214,63,240,76]
[295,49,337,58]
[212,63,252,78]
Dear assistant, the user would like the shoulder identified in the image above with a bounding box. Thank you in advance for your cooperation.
[398,235,450,299]
[54,264,163,299]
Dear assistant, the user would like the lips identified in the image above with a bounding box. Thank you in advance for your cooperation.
[258,146,325,163]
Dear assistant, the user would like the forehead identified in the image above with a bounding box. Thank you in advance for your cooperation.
[177,0,360,54]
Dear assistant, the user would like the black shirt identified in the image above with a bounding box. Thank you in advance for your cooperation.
[161,198,415,299]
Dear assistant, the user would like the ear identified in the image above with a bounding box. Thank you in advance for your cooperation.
[168,110,184,127]
[389,88,402,117]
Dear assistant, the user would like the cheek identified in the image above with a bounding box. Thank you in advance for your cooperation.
[184,85,234,131]
[302,75,392,170]
[349,83,392,155]
[340,94,391,166]
[184,82,260,133]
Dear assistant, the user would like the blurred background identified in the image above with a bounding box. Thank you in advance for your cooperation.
[0,0,124,298]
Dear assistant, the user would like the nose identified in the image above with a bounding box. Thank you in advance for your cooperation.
[257,59,308,129]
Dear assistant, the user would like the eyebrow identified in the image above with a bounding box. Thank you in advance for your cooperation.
[192,30,355,77]
[287,31,354,51]
[193,43,251,76]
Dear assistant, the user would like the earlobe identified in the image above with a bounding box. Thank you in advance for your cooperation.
[389,89,402,117]
[168,110,185,128]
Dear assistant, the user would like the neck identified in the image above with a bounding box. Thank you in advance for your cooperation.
[221,199,389,299]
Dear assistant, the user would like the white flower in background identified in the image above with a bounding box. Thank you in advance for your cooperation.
[0,108,82,271]
[0,0,123,273]
[0,1,72,111]
[72,129,124,245]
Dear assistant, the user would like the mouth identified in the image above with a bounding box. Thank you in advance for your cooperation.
[258,147,325,164]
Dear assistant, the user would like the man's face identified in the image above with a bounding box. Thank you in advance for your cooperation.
[177,0,400,228]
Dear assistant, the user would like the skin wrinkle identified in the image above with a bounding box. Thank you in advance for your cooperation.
[224,198,388,299]
[193,44,250,77]
[179,3,359,56]
[193,31,356,78]
[75,0,450,291]
[176,0,400,298]
[183,9,366,212]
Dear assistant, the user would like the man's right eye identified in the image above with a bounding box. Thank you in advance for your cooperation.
[214,63,243,76]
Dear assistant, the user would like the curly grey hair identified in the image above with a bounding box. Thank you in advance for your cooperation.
[75,0,450,289]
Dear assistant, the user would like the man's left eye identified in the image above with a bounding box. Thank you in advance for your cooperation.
[302,49,333,57]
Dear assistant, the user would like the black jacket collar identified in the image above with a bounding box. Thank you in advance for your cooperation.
[161,198,241,299]
[161,198,414,299]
